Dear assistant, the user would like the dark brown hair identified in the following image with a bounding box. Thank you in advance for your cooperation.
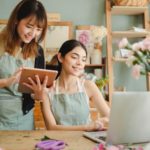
[4,0,47,59]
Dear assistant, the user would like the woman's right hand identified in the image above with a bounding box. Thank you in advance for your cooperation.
[23,75,55,101]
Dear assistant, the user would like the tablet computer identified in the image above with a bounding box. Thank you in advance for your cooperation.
[18,67,58,93]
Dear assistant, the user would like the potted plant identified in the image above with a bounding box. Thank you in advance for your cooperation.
[95,76,109,99]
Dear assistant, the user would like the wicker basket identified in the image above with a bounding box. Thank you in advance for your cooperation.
[114,0,147,6]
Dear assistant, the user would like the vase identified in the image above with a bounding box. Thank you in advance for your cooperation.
[91,43,102,79]
[91,43,102,64]
[146,72,150,91]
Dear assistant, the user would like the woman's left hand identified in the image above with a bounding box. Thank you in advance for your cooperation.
[23,75,52,101]
[97,117,109,130]
[88,117,109,131]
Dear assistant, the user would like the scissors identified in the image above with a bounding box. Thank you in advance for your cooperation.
[35,139,67,150]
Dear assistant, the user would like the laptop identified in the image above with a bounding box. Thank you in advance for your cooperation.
[83,92,150,145]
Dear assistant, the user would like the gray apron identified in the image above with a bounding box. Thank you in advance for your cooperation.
[0,52,34,130]
[50,79,90,125]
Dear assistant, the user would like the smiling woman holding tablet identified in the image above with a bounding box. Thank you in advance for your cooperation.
[0,0,47,130]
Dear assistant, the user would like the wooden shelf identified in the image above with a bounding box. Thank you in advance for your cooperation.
[85,64,105,69]
[106,0,149,103]
[112,31,148,38]
[111,6,148,15]
[112,57,128,62]
[46,64,105,69]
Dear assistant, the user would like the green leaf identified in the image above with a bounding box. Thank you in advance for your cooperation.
[41,135,50,141]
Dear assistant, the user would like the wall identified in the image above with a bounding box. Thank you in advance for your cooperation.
[0,0,104,25]
[0,0,147,91]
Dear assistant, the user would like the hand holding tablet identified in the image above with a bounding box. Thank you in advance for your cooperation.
[18,67,58,93]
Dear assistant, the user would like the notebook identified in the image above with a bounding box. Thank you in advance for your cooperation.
[83,92,150,145]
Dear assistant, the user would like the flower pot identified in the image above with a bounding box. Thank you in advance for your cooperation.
[146,72,150,91]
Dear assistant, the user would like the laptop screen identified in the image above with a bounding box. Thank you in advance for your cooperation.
[83,92,150,145]
[107,92,150,145]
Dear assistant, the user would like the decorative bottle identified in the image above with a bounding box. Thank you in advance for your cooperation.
[91,43,102,78]
[91,43,102,64]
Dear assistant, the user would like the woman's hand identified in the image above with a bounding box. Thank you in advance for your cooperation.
[98,117,109,129]
[23,75,54,101]
[85,117,109,131]
[5,68,22,87]
[85,119,104,131]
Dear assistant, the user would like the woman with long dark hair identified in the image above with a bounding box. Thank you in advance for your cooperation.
[25,39,110,131]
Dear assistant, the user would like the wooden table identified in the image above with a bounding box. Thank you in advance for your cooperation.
[0,131,96,150]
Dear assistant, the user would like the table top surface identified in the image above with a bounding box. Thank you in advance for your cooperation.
[0,130,96,150]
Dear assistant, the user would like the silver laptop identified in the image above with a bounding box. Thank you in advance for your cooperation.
[83,92,150,145]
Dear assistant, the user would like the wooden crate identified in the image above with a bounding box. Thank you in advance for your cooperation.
[34,101,46,130]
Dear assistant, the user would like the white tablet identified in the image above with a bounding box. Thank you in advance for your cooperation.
[18,67,58,93]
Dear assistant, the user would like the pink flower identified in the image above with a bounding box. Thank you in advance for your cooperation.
[132,64,142,79]
[78,31,90,46]
[126,55,135,67]
[132,42,144,51]
[118,38,129,49]
[138,146,144,150]
[106,145,120,150]
[92,147,99,150]
[131,37,150,52]
[98,143,105,150]
[142,37,150,51]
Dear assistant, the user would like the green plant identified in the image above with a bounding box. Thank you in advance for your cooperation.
[95,76,109,91]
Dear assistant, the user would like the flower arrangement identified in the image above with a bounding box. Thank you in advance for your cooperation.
[76,25,107,64]
[118,37,150,79]
[76,25,107,50]
[91,25,107,46]
[93,143,144,150]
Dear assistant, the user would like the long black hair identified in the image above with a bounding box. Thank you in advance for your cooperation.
[49,39,87,78]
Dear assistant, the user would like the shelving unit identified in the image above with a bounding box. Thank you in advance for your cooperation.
[105,0,149,104]
[85,64,104,68]
[112,31,148,38]
[85,57,106,77]
[75,25,107,78]
[46,62,105,72]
